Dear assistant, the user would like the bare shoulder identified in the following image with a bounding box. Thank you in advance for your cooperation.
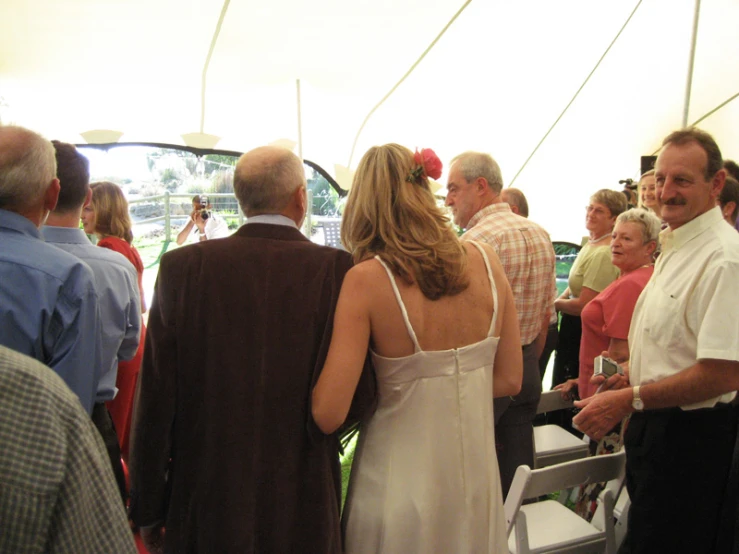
[344,258,387,290]
[463,241,503,272]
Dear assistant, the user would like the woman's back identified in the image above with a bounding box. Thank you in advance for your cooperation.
[311,143,522,553]
[365,242,502,357]
[342,241,513,554]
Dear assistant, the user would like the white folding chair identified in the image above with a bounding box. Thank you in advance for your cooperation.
[322,220,344,249]
[505,450,626,554]
[534,390,589,468]
[593,476,630,550]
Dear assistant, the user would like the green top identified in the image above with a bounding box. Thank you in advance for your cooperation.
[567,242,619,297]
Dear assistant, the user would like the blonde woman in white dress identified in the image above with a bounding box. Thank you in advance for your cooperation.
[312,143,523,553]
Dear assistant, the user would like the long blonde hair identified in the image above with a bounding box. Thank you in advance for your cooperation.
[341,144,468,300]
[90,181,134,244]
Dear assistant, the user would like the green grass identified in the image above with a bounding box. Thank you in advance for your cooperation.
[133,234,171,268]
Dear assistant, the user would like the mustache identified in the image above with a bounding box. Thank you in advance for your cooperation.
[662,198,687,206]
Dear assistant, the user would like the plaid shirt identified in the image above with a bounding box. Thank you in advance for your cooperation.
[0,345,137,554]
[463,203,556,345]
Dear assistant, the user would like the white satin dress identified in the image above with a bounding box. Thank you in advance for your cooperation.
[343,243,508,553]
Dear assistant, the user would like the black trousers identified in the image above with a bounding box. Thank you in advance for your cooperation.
[551,313,581,387]
[547,313,581,432]
[91,402,128,506]
[494,342,542,498]
[538,321,559,383]
[619,405,738,554]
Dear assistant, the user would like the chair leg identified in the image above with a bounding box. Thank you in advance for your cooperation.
[614,497,630,551]
[514,511,532,554]
[602,491,617,554]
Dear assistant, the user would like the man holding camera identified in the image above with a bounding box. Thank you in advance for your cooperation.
[176,194,230,244]
[574,128,739,553]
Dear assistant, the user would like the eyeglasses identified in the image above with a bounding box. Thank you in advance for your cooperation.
[585,205,610,216]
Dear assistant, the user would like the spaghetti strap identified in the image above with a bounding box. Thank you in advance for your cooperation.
[374,256,422,353]
[467,241,499,337]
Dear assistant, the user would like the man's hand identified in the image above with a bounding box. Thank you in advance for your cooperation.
[193,210,206,233]
[141,526,165,554]
[591,349,630,393]
[573,387,632,441]
[591,372,630,393]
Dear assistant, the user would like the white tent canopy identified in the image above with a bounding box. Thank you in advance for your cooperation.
[1,0,737,240]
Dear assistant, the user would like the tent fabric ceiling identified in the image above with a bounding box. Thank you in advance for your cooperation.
[1,0,737,240]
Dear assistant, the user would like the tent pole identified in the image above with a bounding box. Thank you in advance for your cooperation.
[296,79,304,160]
[682,0,702,128]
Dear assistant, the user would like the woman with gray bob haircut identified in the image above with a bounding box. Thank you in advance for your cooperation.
[617,206,662,243]
[556,207,660,402]
[554,207,660,521]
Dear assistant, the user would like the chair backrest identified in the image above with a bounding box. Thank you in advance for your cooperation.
[323,220,344,249]
[536,389,575,415]
[505,450,626,536]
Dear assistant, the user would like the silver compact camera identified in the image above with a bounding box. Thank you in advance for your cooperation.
[593,355,622,378]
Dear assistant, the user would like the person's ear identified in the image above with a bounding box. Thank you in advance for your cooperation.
[44,179,60,213]
[645,239,657,257]
[296,184,308,213]
[712,168,727,198]
[724,201,737,220]
[82,188,92,208]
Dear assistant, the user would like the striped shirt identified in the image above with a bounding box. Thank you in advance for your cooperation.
[463,203,556,345]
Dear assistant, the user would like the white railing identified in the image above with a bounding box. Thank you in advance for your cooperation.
[128,190,317,242]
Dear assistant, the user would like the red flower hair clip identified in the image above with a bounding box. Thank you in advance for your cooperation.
[406,148,443,184]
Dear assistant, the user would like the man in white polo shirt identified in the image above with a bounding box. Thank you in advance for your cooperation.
[573,127,739,553]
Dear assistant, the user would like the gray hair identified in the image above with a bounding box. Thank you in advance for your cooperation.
[0,126,56,210]
[233,147,306,215]
[616,208,662,244]
[450,151,504,194]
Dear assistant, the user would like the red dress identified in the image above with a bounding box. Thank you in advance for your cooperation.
[99,236,146,461]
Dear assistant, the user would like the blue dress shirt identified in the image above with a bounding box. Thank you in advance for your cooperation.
[42,226,142,402]
[0,209,102,413]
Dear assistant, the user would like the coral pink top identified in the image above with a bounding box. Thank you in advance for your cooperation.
[578,266,653,399]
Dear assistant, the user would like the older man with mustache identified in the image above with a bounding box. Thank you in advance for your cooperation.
[574,128,739,554]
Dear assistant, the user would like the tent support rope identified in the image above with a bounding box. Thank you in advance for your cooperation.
[508,0,643,187]
[347,0,473,167]
[691,91,739,127]
[200,0,232,133]
[648,91,739,156]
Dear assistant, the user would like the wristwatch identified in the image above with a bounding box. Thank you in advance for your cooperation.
[632,385,644,411]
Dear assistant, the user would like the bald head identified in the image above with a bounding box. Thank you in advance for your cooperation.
[0,126,57,212]
[501,187,529,218]
[234,146,306,217]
